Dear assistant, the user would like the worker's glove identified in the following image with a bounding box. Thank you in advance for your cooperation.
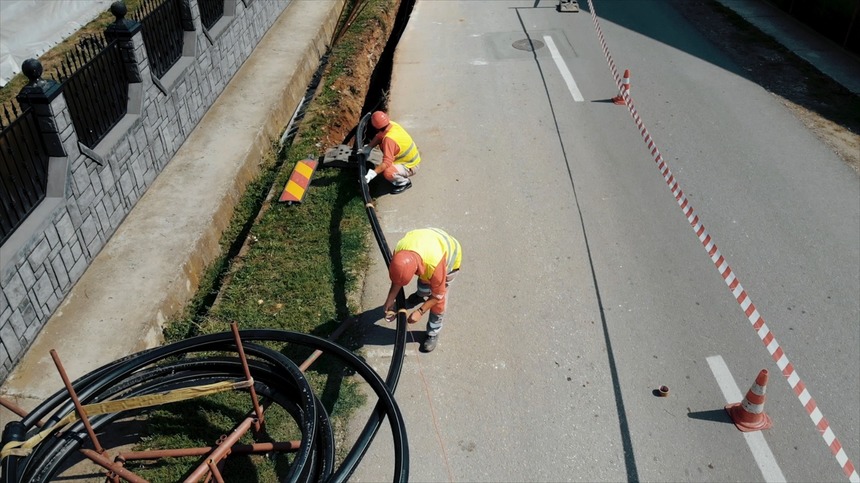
[364,170,377,183]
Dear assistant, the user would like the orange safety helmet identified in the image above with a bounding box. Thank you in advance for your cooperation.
[371,111,390,130]
[389,250,418,286]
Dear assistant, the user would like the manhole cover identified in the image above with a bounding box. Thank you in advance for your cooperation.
[512,38,544,51]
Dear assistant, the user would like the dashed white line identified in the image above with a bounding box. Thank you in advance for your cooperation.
[707,355,787,483]
[542,35,584,102]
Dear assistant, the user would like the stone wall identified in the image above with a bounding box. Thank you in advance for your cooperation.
[0,0,292,382]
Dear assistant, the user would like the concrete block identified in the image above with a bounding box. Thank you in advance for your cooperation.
[118,170,134,199]
[86,238,102,261]
[22,322,38,343]
[80,214,99,246]
[70,237,83,262]
[109,205,125,229]
[69,256,87,283]
[109,189,123,211]
[44,224,60,249]
[99,164,116,192]
[77,186,96,211]
[33,271,54,307]
[131,157,146,189]
[2,273,26,309]
[59,245,74,272]
[71,164,91,196]
[8,310,26,339]
[18,260,35,288]
[95,202,110,235]
[46,293,61,313]
[134,125,147,153]
[0,324,22,359]
[43,261,58,292]
[19,296,37,326]
[28,238,51,269]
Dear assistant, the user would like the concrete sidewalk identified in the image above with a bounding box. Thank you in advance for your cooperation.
[0,0,344,427]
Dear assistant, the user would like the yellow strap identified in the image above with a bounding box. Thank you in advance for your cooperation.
[0,379,252,460]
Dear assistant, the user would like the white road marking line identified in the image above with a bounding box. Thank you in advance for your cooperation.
[542,35,584,102]
[707,355,787,483]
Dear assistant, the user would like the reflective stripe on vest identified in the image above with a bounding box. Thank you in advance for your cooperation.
[386,121,421,168]
[428,228,461,273]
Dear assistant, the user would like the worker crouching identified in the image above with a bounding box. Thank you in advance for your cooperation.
[364,111,421,194]
[383,228,462,352]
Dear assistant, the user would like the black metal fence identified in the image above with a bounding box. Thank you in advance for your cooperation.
[56,35,129,149]
[199,0,225,30]
[135,0,184,79]
[0,103,50,246]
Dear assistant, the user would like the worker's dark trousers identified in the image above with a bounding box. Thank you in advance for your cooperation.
[416,269,458,336]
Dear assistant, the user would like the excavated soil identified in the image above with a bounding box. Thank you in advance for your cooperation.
[309,0,401,149]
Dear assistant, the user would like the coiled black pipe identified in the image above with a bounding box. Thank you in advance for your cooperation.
[1,330,409,482]
[330,112,412,483]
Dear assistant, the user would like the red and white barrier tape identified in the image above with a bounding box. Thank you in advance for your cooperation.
[584,1,858,481]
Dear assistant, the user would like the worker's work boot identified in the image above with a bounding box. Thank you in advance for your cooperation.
[421,333,438,352]
[391,180,412,194]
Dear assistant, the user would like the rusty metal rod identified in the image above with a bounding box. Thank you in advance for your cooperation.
[0,396,45,427]
[79,448,148,483]
[117,441,301,461]
[207,460,225,483]
[49,349,105,455]
[230,322,264,430]
[299,316,355,372]
[183,416,255,482]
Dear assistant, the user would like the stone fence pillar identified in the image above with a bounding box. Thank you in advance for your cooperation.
[15,60,68,158]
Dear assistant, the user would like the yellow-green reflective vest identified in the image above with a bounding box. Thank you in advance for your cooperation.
[386,121,421,169]
[395,228,461,282]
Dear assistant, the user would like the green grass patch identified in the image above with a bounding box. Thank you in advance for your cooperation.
[136,0,402,477]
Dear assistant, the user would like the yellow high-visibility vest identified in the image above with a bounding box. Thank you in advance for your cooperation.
[395,228,461,282]
[386,121,421,169]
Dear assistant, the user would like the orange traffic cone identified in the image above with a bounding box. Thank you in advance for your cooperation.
[612,69,631,105]
[725,369,773,432]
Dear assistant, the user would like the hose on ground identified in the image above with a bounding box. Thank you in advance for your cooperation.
[1,330,409,482]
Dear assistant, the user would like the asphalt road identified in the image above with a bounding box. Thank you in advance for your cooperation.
[349,1,860,481]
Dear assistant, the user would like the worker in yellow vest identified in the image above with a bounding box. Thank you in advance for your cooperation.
[364,111,421,194]
[383,228,462,352]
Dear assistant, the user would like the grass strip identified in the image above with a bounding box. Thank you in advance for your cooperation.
[126,1,400,479]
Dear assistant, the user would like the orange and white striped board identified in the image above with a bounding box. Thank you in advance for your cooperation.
[278,158,318,204]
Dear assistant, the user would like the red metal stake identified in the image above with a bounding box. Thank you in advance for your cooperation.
[230,322,264,431]
[49,350,105,455]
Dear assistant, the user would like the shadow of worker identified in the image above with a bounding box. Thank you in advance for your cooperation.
[356,305,424,348]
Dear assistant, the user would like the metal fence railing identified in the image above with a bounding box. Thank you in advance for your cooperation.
[134,0,184,79]
[57,35,129,149]
[0,104,50,246]
[199,0,225,30]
